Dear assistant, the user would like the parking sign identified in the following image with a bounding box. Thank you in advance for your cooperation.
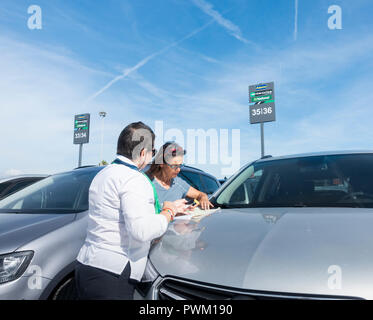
[249,82,276,124]
[73,114,90,144]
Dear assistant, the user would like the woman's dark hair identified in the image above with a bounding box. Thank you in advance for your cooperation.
[146,142,186,179]
[117,122,155,160]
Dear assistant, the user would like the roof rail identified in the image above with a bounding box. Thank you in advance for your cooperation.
[74,165,97,170]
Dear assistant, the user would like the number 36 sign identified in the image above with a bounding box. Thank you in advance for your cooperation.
[250,102,276,124]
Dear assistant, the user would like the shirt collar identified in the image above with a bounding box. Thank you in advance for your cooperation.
[115,155,139,169]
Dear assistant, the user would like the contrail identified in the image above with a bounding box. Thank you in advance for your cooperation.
[86,20,214,103]
[294,0,298,41]
[191,0,250,44]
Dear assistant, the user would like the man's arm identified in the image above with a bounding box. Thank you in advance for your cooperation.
[121,175,169,242]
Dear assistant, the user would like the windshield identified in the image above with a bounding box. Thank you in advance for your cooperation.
[0,169,99,213]
[216,154,373,208]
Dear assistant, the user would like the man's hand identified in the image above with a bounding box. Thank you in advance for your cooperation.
[160,201,177,223]
[160,200,188,223]
[171,199,188,214]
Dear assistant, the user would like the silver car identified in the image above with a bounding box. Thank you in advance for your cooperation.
[138,151,373,300]
[0,167,102,300]
[0,164,220,300]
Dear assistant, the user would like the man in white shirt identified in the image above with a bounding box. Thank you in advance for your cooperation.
[75,122,185,300]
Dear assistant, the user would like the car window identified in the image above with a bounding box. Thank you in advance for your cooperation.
[2,179,41,198]
[230,184,247,204]
[0,181,13,196]
[0,170,99,213]
[179,171,202,191]
[200,175,220,195]
[216,154,373,208]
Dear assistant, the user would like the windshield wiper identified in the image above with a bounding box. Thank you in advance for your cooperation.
[215,203,249,209]
[216,203,235,209]
[0,209,24,214]
[292,203,308,207]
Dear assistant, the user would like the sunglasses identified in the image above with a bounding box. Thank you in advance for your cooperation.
[152,148,157,157]
[167,163,184,170]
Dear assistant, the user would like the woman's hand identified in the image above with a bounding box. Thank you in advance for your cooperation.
[198,193,214,210]
[186,187,214,210]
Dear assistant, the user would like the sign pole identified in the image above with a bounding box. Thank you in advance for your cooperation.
[78,144,83,167]
[260,122,265,158]
[257,100,265,158]
[99,111,107,164]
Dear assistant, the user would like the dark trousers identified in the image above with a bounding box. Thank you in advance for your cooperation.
[75,262,135,300]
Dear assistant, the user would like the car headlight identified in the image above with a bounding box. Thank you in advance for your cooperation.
[0,251,34,284]
[136,259,160,297]
[142,259,159,282]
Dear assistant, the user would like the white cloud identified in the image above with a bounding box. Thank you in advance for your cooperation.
[3,169,24,177]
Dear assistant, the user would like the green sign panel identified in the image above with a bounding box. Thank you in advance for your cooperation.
[251,95,273,103]
[249,82,275,104]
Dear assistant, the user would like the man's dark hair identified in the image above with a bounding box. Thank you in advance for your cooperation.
[117,122,155,160]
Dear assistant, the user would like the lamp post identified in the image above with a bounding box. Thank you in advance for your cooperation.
[99,111,107,164]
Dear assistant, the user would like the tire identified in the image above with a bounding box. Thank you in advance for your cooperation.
[51,276,78,300]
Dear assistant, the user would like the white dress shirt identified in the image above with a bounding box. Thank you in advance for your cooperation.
[77,155,168,281]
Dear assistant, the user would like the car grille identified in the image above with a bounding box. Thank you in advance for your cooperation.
[156,278,358,300]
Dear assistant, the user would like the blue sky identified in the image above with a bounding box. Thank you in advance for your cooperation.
[1,0,373,178]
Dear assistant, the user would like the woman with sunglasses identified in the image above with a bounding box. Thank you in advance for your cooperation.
[146,142,214,211]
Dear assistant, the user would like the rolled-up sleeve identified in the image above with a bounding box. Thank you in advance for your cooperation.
[120,175,168,242]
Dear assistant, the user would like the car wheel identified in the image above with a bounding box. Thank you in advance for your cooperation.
[51,276,78,300]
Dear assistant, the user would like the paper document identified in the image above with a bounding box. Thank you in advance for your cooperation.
[174,207,221,222]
